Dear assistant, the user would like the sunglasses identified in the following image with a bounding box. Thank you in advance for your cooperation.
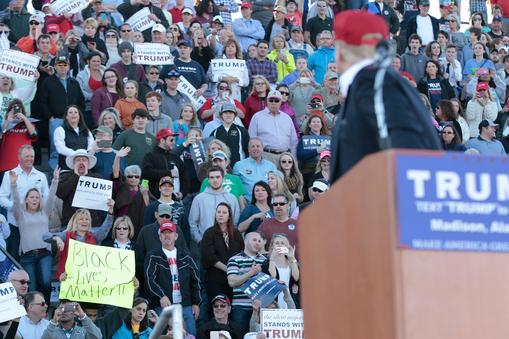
[0,31,10,34]
[13,279,30,285]
[29,21,40,25]
[127,175,140,179]
[160,214,171,218]
[31,301,47,307]
[171,27,179,31]
[254,82,265,86]
[448,19,456,22]
[213,304,227,309]
[312,187,324,193]
[218,86,229,90]
[320,158,330,162]
[279,92,290,96]
[268,98,281,103]
[116,227,129,230]
[280,160,293,164]
[272,202,287,206]
[106,34,116,38]
[121,29,132,32]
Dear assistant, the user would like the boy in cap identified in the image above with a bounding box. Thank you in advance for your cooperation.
[329,10,441,182]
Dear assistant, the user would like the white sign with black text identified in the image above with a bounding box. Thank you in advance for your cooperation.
[71,176,113,211]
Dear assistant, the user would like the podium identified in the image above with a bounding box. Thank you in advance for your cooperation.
[299,150,509,339]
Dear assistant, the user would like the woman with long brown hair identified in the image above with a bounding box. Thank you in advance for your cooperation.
[201,202,244,300]
[91,68,125,127]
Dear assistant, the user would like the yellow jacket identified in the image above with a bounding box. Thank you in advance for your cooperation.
[267,49,296,83]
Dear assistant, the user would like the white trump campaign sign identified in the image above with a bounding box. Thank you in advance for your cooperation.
[0,282,27,322]
[126,8,156,32]
[0,50,40,82]
[134,43,174,65]
[72,176,113,211]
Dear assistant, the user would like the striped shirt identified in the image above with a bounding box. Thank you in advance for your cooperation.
[227,251,267,308]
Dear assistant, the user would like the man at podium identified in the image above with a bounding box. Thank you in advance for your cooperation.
[329,10,441,182]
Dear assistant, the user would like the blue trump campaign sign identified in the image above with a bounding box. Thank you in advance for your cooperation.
[396,153,509,252]
[240,273,287,307]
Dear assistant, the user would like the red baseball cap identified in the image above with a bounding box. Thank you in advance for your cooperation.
[156,128,177,140]
[334,10,388,46]
[476,82,489,91]
[159,221,177,233]
[310,93,323,101]
[240,2,252,9]
[47,24,60,33]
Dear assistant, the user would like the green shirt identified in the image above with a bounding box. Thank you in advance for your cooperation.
[112,129,156,166]
[200,173,246,198]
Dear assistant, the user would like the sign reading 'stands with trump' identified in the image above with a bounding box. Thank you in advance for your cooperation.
[396,153,509,252]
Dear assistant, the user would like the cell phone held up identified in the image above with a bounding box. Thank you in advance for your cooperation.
[97,139,112,148]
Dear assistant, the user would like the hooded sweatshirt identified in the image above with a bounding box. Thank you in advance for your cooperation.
[188,187,240,242]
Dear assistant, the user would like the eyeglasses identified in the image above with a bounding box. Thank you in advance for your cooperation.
[160,214,171,219]
[320,158,330,162]
[31,301,47,307]
[116,227,129,230]
[474,18,482,21]
[29,21,40,25]
[254,82,265,86]
[218,86,229,90]
[106,34,116,38]
[442,131,454,134]
[279,92,290,96]
[171,27,179,31]
[448,19,456,22]
[0,30,10,35]
[317,4,327,8]
[13,279,30,285]
[49,31,58,35]
[104,75,117,79]
[268,98,281,103]
[167,138,175,142]
[149,71,160,75]
[280,160,293,164]
[272,202,287,206]
[213,304,227,309]
[121,29,132,32]
[127,175,140,179]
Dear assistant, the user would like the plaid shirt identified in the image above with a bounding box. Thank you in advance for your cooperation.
[215,0,239,26]
[469,0,487,13]
[247,58,278,85]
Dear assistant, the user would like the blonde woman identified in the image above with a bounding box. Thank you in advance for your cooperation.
[277,152,303,202]
[98,107,124,141]
[43,200,115,280]
[267,170,296,215]
[267,34,296,83]
[268,234,299,309]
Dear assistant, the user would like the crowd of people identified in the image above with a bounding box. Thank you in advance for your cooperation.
[0,0,508,338]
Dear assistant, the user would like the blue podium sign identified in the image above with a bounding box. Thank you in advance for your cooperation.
[396,153,509,252]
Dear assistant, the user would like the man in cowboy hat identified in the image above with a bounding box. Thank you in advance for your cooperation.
[329,10,440,183]
[56,149,105,226]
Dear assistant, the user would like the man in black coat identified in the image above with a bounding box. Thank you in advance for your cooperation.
[329,10,441,183]
[117,0,169,42]
[141,128,188,198]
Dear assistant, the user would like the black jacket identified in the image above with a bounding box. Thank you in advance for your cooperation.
[40,75,86,119]
[117,3,169,42]
[406,14,440,42]
[363,2,400,34]
[141,146,188,198]
[144,246,201,307]
[330,64,441,182]
[417,76,456,103]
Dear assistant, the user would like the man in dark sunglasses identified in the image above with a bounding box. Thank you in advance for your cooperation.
[17,291,49,337]
[248,90,298,165]
[8,269,30,297]
[197,294,241,339]
[258,193,299,256]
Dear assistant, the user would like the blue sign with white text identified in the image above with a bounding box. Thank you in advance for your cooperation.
[240,273,287,307]
[396,153,509,252]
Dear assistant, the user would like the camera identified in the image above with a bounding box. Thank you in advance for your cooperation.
[13,105,21,114]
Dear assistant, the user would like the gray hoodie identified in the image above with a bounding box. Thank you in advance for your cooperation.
[188,187,240,243]
[400,51,429,83]
[146,112,173,136]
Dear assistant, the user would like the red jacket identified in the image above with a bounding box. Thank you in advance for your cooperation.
[242,92,267,128]
[56,231,96,278]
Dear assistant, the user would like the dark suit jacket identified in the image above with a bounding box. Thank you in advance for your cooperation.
[329,64,441,182]
[406,14,439,42]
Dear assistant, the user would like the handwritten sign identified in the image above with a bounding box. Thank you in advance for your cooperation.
[126,7,156,32]
[0,282,27,322]
[261,309,304,339]
[71,176,112,211]
[209,59,246,82]
[50,0,88,15]
[134,43,174,65]
[301,135,331,150]
[60,240,135,308]
[0,50,40,82]
[240,273,287,308]
[177,76,206,111]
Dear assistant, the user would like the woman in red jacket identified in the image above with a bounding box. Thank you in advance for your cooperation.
[242,75,270,128]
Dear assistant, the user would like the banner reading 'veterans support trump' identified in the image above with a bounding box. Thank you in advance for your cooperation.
[396,152,509,252]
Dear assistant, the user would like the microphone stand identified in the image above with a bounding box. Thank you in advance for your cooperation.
[373,40,394,150]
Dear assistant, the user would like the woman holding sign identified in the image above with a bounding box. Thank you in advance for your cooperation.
[212,39,249,101]
[43,200,115,280]
[11,166,59,301]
